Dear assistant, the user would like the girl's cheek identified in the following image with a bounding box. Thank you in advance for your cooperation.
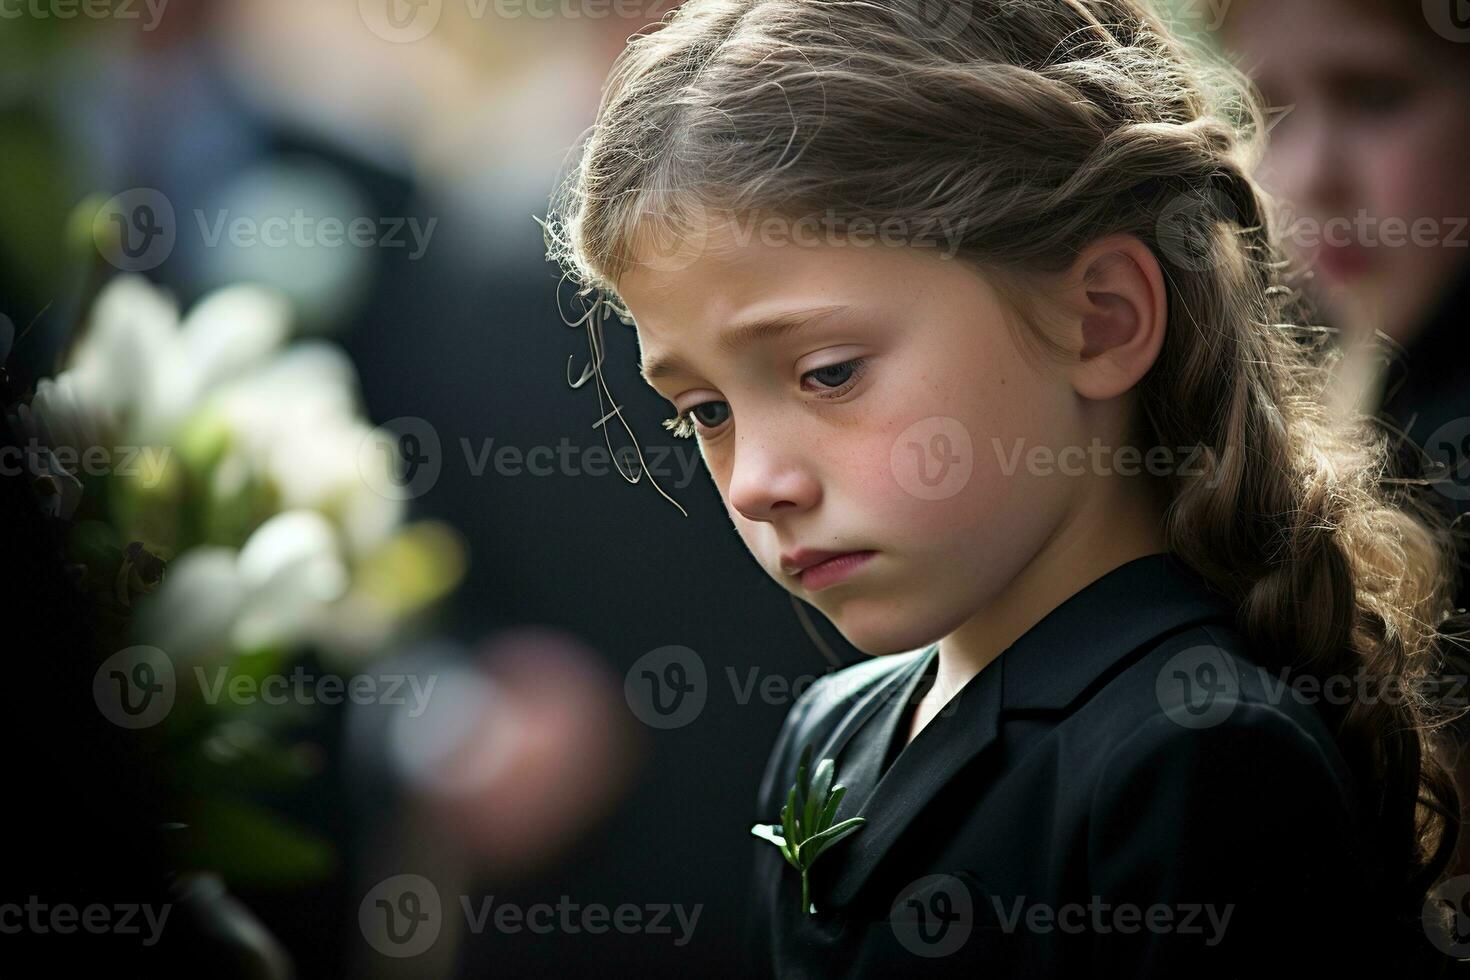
[863,415,1026,543]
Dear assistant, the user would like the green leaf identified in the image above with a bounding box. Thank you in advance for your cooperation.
[785,784,801,844]
[755,745,870,917]
[796,741,814,776]
[793,743,812,827]
[805,758,833,833]
[795,816,867,865]
[818,784,848,829]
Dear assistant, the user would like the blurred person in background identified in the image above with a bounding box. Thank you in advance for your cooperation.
[4,2,728,977]
[1218,0,1470,878]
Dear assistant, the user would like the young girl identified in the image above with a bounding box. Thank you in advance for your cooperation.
[541,0,1466,975]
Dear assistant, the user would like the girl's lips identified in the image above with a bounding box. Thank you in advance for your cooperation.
[798,550,877,591]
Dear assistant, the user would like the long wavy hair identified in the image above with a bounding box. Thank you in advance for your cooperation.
[540,0,1468,940]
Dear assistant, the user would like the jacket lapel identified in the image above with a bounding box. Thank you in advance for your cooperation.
[818,644,940,831]
[813,552,1237,910]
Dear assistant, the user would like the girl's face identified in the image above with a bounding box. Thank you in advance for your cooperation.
[1223,0,1470,345]
[616,211,1099,657]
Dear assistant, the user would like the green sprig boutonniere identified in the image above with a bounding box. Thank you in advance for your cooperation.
[750,742,866,916]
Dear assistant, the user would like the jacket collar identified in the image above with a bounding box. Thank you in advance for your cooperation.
[809,551,1238,910]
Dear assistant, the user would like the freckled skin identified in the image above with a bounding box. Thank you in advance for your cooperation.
[1222,0,1470,346]
[618,211,1167,700]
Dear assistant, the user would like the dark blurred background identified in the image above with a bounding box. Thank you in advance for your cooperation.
[0,3,860,976]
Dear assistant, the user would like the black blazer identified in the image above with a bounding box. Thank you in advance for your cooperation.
[745,552,1444,978]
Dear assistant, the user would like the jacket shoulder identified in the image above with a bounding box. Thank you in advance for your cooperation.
[752,647,929,819]
[1129,620,1350,760]
[1086,619,1365,833]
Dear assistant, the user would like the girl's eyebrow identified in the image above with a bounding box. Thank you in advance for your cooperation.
[639,303,852,384]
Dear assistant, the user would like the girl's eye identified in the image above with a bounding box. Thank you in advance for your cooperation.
[804,359,865,391]
[660,357,870,439]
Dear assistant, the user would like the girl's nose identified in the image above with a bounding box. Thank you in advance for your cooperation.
[726,439,821,523]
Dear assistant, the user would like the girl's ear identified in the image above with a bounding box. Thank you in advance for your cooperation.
[1058,234,1168,401]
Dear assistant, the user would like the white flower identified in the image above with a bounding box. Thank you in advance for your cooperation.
[134,547,247,661]
[233,510,349,651]
[137,510,350,660]
[26,373,107,461]
[204,342,404,558]
[37,273,438,662]
[65,273,180,442]
[32,274,293,452]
